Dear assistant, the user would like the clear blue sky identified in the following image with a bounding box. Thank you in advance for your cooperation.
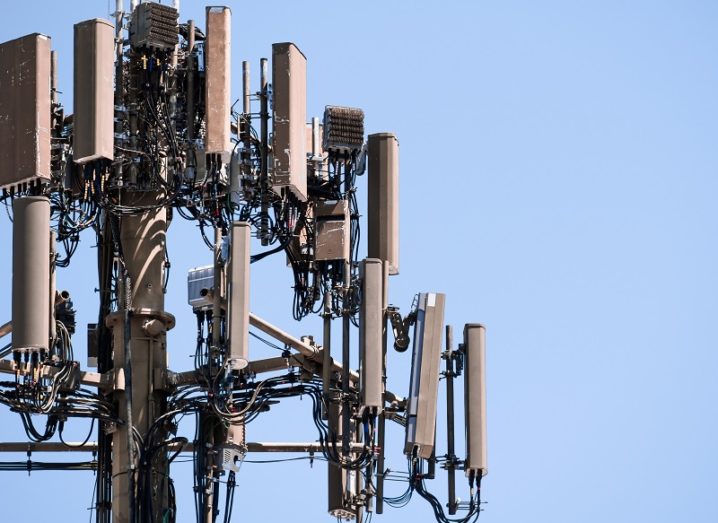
[1,1,717,522]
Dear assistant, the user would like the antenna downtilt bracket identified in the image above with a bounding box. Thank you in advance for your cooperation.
[387,306,415,352]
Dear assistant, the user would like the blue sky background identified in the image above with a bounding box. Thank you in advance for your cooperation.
[1,1,717,522]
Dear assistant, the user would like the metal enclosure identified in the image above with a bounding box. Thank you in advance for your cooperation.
[367,133,399,275]
[12,197,51,351]
[129,2,179,50]
[360,258,383,409]
[73,19,115,164]
[271,42,307,201]
[464,324,488,476]
[323,106,364,153]
[205,6,231,155]
[306,120,324,159]
[218,421,246,473]
[314,200,350,262]
[404,292,445,459]
[187,265,215,310]
[0,34,51,190]
[87,323,98,367]
[227,222,250,370]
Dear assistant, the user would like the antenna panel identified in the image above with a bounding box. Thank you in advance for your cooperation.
[73,19,115,164]
[12,197,51,351]
[227,221,250,370]
[271,42,307,201]
[464,324,488,476]
[0,34,51,190]
[405,292,445,459]
[367,133,399,275]
[360,258,384,409]
[205,6,231,155]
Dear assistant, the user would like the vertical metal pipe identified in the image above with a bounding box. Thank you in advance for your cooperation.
[123,307,135,523]
[114,1,125,185]
[327,402,347,518]
[49,231,56,343]
[203,414,216,523]
[212,227,223,367]
[341,257,351,457]
[375,263,389,514]
[341,311,350,456]
[376,409,385,514]
[312,117,320,157]
[445,324,457,514]
[171,0,179,68]
[241,61,251,183]
[259,57,269,246]
[186,20,195,142]
[322,290,332,404]
[104,13,125,523]
[242,61,250,115]
[96,220,115,523]
[427,444,436,479]
[50,50,58,106]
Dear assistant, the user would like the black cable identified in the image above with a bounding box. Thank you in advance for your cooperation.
[59,417,96,448]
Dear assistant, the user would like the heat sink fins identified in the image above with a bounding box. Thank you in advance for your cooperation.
[323,106,365,153]
[130,3,179,50]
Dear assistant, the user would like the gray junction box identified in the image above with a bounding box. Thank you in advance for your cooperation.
[187,265,215,311]
[314,199,350,262]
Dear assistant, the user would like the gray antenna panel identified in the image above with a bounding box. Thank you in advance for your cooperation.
[12,197,51,351]
[464,324,488,476]
[271,42,307,201]
[405,292,445,459]
[360,258,384,409]
[205,6,231,155]
[367,133,399,275]
[0,34,51,190]
[73,19,115,164]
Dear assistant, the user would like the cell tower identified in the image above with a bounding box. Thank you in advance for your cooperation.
[0,2,488,522]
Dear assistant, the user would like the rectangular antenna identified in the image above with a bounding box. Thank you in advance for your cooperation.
[367,133,399,275]
[360,258,383,409]
[271,42,307,201]
[405,292,445,459]
[227,222,250,370]
[73,19,115,164]
[12,197,51,351]
[464,324,488,476]
[205,6,231,156]
[0,34,51,190]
